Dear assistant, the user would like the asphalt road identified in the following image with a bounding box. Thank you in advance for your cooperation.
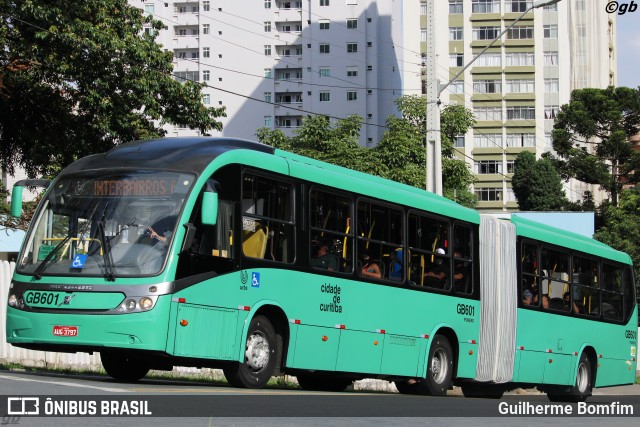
[0,370,638,427]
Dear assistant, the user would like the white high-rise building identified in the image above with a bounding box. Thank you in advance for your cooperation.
[425,0,616,210]
[131,0,421,147]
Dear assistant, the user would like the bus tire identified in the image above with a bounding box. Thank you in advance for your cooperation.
[223,315,276,389]
[100,352,149,382]
[296,373,353,392]
[416,334,453,396]
[547,353,593,402]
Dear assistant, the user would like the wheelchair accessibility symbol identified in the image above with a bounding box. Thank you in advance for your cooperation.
[251,272,260,288]
[71,254,88,269]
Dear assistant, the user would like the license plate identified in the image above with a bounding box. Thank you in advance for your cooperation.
[52,326,78,337]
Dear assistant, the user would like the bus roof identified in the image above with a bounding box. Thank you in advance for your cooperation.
[511,215,631,265]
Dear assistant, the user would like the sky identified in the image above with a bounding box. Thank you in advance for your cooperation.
[616,12,640,88]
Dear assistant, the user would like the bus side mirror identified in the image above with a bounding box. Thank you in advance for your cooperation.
[11,186,23,217]
[10,179,51,217]
[201,191,218,226]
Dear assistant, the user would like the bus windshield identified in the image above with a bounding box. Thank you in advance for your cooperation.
[18,171,195,278]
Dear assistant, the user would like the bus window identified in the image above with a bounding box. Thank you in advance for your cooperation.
[242,174,294,263]
[623,266,636,321]
[309,189,353,273]
[521,242,540,307]
[408,213,450,290]
[356,201,403,281]
[602,263,623,321]
[452,224,473,294]
[572,255,600,316]
[540,247,569,311]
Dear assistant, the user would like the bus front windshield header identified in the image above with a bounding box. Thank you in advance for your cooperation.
[18,171,195,279]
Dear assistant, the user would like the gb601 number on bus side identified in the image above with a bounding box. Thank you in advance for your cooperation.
[626,330,637,340]
[457,304,475,316]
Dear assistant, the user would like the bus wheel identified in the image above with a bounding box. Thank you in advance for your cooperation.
[296,373,353,392]
[100,352,149,382]
[394,380,418,395]
[547,353,593,402]
[416,334,453,396]
[223,315,276,389]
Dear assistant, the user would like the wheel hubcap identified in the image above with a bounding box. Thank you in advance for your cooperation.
[431,348,448,384]
[576,362,588,393]
[245,331,269,371]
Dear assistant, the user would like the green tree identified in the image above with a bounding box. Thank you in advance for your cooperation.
[0,0,225,178]
[594,186,640,298]
[551,87,640,206]
[512,151,567,211]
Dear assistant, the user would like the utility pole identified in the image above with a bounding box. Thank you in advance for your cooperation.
[425,0,441,195]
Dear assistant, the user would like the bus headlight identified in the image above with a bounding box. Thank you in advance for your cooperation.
[125,299,137,311]
[139,297,154,311]
[8,294,17,307]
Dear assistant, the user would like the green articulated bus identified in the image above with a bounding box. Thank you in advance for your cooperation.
[6,137,637,401]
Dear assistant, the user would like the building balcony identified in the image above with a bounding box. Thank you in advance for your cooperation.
[173,35,200,50]
[273,8,303,24]
[172,12,199,26]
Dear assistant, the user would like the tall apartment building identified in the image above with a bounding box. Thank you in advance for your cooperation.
[130,0,421,147]
[424,0,616,211]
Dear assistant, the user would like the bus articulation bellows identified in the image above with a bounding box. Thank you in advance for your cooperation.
[6,137,637,400]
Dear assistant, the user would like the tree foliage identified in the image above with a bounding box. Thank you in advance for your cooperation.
[550,87,640,206]
[512,151,568,211]
[594,186,640,298]
[0,0,225,178]
[256,96,477,207]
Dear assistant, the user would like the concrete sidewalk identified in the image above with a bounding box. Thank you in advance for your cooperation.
[592,383,640,395]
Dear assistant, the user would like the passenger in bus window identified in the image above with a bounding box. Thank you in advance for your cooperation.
[522,289,533,305]
[453,250,468,292]
[423,248,447,287]
[310,238,338,271]
[360,252,382,279]
[563,292,581,314]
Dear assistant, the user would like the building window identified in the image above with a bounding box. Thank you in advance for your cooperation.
[203,47,210,58]
[449,0,463,14]
[473,79,502,93]
[450,53,464,67]
[475,160,503,174]
[545,105,559,119]
[450,27,463,41]
[320,20,330,30]
[544,25,558,38]
[454,135,465,147]
[475,53,501,67]
[203,70,210,81]
[319,44,330,54]
[450,81,464,94]
[202,94,210,105]
[506,79,535,93]
[544,78,559,93]
[346,66,358,77]
[264,68,272,78]
[505,52,534,66]
[475,188,503,201]
[474,108,503,122]
[264,45,271,56]
[472,0,501,14]
[265,22,271,32]
[545,132,553,149]
[347,18,358,29]
[320,0,329,5]
[191,51,199,59]
[506,133,535,147]
[421,29,427,42]
[347,91,357,101]
[543,2,557,10]
[474,133,503,148]
[507,106,535,120]
[264,92,272,103]
[506,26,534,39]
[203,1,210,12]
[544,52,558,66]
[473,26,500,40]
[347,43,358,53]
[144,4,154,14]
[265,0,272,8]
[319,91,331,102]
[421,3,428,15]
[507,161,516,174]
[264,116,272,127]
[319,67,330,77]
[203,24,210,35]
[506,1,532,13]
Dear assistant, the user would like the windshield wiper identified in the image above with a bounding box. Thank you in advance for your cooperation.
[32,235,73,280]
[97,219,116,282]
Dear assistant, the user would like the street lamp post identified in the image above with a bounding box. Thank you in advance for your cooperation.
[425,0,562,195]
